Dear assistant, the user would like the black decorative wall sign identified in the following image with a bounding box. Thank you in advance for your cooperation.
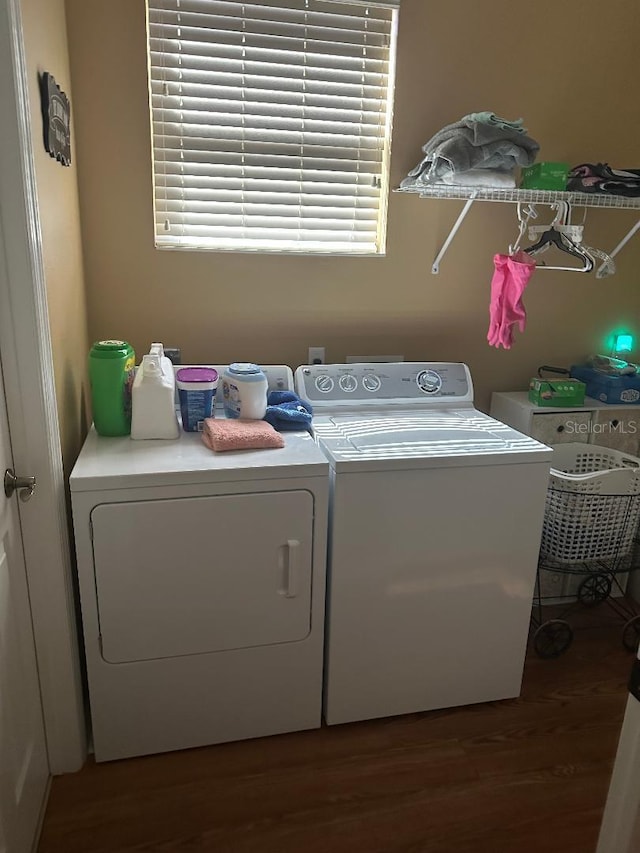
[39,72,71,166]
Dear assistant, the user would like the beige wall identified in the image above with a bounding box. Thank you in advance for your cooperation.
[65,0,640,413]
[21,0,90,473]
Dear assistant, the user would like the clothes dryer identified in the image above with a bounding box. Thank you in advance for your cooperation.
[71,366,328,761]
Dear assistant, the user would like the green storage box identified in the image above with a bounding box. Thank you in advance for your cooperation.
[528,377,586,407]
[521,162,569,191]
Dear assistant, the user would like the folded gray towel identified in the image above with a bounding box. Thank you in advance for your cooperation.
[403,115,540,186]
[462,112,526,134]
[400,167,516,191]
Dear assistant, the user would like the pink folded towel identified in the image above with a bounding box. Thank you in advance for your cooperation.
[201,418,285,452]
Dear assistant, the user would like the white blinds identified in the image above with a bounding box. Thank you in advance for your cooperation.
[147,0,399,253]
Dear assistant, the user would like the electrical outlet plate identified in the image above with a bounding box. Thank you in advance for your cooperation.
[163,347,182,365]
[308,346,325,364]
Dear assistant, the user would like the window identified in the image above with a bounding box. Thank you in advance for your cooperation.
[146,0,400,254]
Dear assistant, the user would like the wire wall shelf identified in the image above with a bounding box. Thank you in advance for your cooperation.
[394,185,640,273]
[394,185,640,209]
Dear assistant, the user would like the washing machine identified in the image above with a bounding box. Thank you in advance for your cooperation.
[70,366,329,762]
[295,362,553,725]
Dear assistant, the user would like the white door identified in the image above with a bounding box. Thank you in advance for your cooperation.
[597,655,640,853]
[0,354,49,853]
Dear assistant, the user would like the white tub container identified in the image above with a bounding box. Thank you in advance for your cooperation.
[221,363,268,420]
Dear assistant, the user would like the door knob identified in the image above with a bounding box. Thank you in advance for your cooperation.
[4,468,36,502]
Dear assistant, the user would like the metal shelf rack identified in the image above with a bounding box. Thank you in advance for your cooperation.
[394,185,640,274]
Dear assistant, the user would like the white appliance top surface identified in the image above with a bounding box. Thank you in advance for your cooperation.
[70,427,328,492]
[314,408,552,470]
[71,364,328,491]
[492,390,617,412]
[295,362,552,471]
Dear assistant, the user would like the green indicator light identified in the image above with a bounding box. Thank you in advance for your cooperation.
[614,334,634,353]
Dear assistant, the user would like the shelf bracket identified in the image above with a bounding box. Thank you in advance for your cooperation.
[596,218,640,279]
[430,193,477,274]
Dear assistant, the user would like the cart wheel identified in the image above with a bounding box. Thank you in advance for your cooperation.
[577,573,612,606]
[622,615,640,652]
[534,620,574,659]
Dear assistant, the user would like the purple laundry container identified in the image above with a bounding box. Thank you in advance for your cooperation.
[176,367,218,432]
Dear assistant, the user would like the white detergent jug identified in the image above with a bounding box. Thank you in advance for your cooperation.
[149,343,176,391]
[131,354,180,440]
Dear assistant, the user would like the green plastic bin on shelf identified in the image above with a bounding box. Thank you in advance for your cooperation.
[521,162,569,191]
[88,340,136,436]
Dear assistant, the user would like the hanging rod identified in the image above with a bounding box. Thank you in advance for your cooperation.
[394,185,640,274]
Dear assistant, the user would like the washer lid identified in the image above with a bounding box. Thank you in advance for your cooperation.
[314,409,553,472]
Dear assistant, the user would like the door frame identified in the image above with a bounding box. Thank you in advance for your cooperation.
[0,0,86,773]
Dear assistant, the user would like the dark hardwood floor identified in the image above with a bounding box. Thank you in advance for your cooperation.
[38,609,635,853]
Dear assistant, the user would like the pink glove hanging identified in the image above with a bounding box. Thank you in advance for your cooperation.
[487,251,537,350]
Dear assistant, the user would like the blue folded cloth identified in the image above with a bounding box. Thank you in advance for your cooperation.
[263,391,313,433]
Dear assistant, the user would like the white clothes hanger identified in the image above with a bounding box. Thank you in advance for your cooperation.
[529,223,584,243]
[527,202,584,242]
[523,202,594,272]
[523,201,606,273]
[561,203,616,276]
[509,202,538,255]
[588,245,617,277]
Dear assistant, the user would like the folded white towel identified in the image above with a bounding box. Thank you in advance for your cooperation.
[440,169,516,189]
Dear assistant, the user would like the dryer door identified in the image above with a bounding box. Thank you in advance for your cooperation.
[91,491,314,663]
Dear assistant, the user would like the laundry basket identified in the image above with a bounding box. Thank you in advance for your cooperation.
[540,443,640,565]
[532,443,640,659]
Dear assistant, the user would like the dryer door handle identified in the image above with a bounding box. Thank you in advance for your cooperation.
[285,539,300,598]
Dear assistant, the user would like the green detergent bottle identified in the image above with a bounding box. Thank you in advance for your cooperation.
[88,340,136,436]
